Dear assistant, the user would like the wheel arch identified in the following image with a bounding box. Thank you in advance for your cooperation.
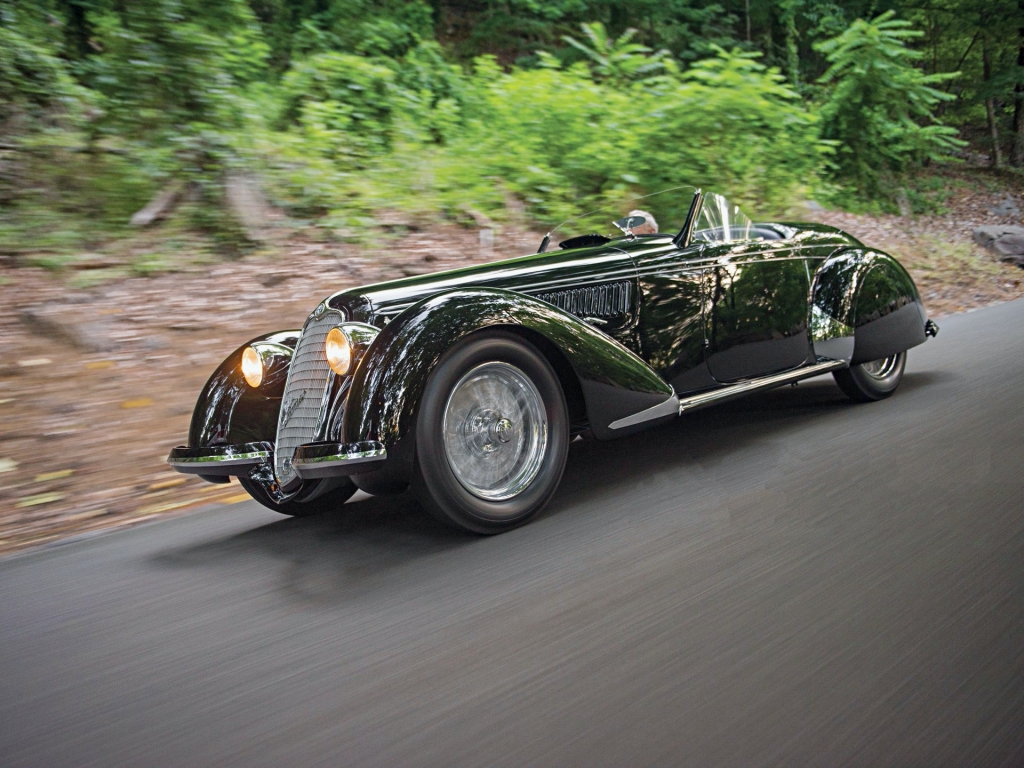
[809,248,928,365]
[341,288,674,460]
[187,330,299,448]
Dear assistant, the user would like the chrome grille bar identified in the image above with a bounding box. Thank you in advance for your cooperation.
[274,309,343,487]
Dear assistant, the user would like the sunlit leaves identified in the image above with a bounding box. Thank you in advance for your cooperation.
[562,22,671,85]
[815,11,965,196]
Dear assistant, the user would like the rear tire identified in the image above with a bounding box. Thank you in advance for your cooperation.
[238,477,357,517]
[833,351,907,402]
[412,331,570,534]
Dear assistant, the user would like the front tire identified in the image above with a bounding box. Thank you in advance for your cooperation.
[412,331,570,534]
[238,477,357,517]
[833,351,907,402]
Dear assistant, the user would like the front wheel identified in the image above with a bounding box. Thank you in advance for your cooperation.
[412,331,570,534]
[833,351,907,402]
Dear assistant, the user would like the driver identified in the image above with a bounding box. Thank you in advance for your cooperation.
[628,209,658,235]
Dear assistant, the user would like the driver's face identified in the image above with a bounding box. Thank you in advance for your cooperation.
[632,220,657,235]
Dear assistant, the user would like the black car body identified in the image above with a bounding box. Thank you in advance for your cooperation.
[169,189,937,532]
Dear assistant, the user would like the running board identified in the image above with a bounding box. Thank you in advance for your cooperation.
[677,359,847,415]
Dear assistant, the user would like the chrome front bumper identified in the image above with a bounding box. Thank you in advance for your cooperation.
[167,442,273,477]
[167,441,386,480]
[291,441,387,479]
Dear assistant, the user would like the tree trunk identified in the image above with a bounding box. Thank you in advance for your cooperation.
[983,38,1004,170]
[1012,9,1024,166]
[782,0,800,88]
[745,0,751,42]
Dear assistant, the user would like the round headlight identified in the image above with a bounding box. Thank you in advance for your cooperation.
[325,327,351,376]
[241,346,263,388]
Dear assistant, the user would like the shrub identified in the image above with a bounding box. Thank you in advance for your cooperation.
[815,11,963,200]
[260,46,829,232]
[279,52,397,162]
[633,47,826,217]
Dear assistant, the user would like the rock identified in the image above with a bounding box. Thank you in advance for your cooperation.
[479,228,494,256]
[973,225,1024,267]
[987,196,1021,218]
[69,253,123,270]
[141,335,170,351]
[460,207,494,228]
[895,189,912,217]
[224,172,277,243]
[19,307,117,352]
[130,181,184,227]
[375,209,417,230]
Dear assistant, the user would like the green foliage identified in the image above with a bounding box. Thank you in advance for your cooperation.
[278,40,469,165]
[641,47,826,213]
[0,2,92,130]
[815,11,964,198]
[562,22,670,84]
[83,0,265,146]
[280,52,397,161]
[2,0,1019,268]
[260,46,826,230]
[253,0,433,69]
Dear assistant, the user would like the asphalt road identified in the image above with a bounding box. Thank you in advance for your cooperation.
[3,299,1024,767]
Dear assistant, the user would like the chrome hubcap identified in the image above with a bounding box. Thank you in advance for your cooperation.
[442,362,547,502]
[861,354,900,380]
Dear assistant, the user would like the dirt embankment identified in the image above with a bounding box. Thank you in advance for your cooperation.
[1,185,1022,555]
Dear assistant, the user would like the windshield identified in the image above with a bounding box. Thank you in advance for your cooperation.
[540,186,697,252]
[692,192,753,244]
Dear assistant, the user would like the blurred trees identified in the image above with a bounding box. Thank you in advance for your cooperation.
[815,12,962,197]
[1,0,1023,252]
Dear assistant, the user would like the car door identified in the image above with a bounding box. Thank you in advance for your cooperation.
[703,238,812,382]
[630,237,714,395]
[694,192,812,383]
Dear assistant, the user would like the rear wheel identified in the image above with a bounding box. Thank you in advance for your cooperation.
[238,476,357,517]
[833,351,907,402]
[412,331,570,534]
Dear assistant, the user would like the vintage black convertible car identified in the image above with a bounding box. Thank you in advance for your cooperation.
[168,188,938,533]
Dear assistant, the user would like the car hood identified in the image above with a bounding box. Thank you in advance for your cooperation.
[325,239,654,326]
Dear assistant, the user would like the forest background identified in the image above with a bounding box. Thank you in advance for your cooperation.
[2,0,1023,260]
[3,0,1024,552]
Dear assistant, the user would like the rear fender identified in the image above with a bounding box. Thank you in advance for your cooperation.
[809,249,927,365]
[342,288,674,457]
[188,331,299,448]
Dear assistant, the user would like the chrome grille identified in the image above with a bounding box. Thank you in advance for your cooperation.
[274,309,343,486]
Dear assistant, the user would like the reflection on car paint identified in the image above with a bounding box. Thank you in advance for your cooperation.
[176,188,935,505]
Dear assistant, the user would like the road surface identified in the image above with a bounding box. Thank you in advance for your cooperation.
[2,299,1023,767]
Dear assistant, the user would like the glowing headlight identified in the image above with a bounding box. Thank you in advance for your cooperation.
[241,346,263,388]
[325,327,351,376]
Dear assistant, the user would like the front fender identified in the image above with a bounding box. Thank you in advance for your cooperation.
[809,249,927,364]
[342,288,674,454]
[187,330,299,448]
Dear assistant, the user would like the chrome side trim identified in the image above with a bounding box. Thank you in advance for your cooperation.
[678,359,848,415]
[292,441,387,479]
[608,392,681,430]
[167,442,272,476]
